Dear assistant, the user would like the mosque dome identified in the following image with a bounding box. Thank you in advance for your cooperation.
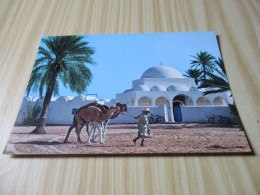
[151,85,167,91]
[132,85,150,91]
[141,66,184,79]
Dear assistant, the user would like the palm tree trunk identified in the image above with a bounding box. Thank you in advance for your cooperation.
[203,64,206,80]
[31,71,58,134]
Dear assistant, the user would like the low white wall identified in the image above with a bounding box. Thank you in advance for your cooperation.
[15,96,233,125]
[15,96,98,125]
[181,106,233,123]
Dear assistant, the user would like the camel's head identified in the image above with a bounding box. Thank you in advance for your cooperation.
[116,102,128,112]
[110,106,120,111]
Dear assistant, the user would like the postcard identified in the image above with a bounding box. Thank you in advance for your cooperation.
[4,32,252,155]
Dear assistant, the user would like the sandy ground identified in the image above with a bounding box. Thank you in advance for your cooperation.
[4,123,252,155]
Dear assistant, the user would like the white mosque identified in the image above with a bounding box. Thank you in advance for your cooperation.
[15,65,234,125]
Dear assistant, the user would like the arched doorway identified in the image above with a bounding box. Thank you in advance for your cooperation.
[171,95,193,122]
[173,94,194,106]
[173,102,182,122]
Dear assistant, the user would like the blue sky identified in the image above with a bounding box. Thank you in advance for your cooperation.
[28,31,222,99]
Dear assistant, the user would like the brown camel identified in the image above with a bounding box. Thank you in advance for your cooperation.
[66,101,110,138]
[85,103,127,142]
[64,106,120,144]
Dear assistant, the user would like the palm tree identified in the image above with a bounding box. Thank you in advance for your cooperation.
[190,51,216,80]
[26,36,95,134]
[198,57,231,96]
[199,58,242,124]
[184,69,202,85]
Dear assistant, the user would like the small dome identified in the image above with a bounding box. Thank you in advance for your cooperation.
[167,85,177,91]
[123,89,133,93]
[72,96,85,102]
[141,66,184,79]
[151,85,167,91]
[167,84,189,91]
[56,96,68,102]
[132,85,150,91]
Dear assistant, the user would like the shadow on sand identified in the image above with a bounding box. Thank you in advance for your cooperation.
[13,141,64,145]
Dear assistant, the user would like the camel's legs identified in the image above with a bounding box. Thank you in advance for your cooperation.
[93,122,104,144]
[88,125,96,144]
[93,122,101,140]
[102,120,109,140]
[64,124,75,143]
[75,121,82,143]
[91,124,97,142]
[86,122,90,136]
[78,121,86,136]
[94,120,108,141]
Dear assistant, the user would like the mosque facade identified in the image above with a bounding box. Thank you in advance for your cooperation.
[112,65,233,123]
[15,66,234,125]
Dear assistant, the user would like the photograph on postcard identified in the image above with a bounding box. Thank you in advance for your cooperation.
[4,32,252,155]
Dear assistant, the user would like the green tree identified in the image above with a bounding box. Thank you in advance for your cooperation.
[198,57,231,96]
[26,36,95,134]
[190,51,216,80]
[184,69,202,85]
[199,58,243,125]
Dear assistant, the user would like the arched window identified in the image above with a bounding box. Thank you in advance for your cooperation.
[213,97,227,106]
[138,97,152,106]
[173,95,194,106]
[155,97,169,106]
[196,97,211,105]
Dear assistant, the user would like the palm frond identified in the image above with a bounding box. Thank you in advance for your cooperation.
[27,35,96,98]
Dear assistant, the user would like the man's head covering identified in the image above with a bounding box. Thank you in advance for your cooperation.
[142,108,150,113]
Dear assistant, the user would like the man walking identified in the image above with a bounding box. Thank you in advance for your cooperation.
[133,108,152,146]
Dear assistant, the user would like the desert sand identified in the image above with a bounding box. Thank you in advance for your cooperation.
[4,123,252,155]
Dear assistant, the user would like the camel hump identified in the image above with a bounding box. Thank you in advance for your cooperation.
[95,105,109,114]
[75,102,109,115]
[75,102,99,114]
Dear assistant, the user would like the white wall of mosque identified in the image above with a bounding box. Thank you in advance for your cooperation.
[110,105,233,124]
[116,91,232,107]
[180,106,232,123]
[15,95,234,125]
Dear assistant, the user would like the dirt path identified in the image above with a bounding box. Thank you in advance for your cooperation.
[4,123,252,155]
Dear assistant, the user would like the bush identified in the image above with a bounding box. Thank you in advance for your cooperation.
[22,104,41,125]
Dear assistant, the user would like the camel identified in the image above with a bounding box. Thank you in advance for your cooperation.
[64,106,120,144]
[68,101,110,136]
[64,102,127,143]
[85,102,127,142]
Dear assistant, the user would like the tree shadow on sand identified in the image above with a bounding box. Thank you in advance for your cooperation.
[78,144,135,148]
[13,141,64,145]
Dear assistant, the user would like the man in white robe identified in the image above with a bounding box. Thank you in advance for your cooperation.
[133,108,151,146]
